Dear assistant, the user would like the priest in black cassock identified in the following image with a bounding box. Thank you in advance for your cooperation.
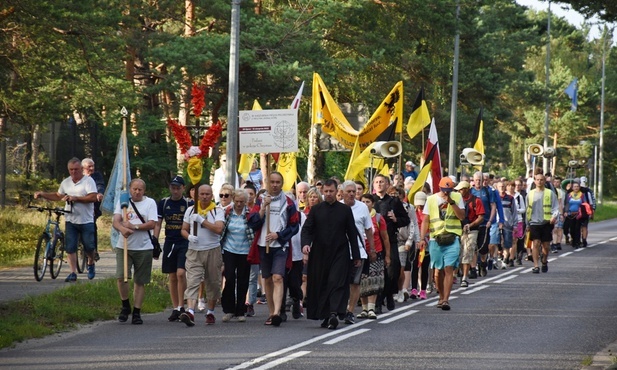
[301,179,361,330]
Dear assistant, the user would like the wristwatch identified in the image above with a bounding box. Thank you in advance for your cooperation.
[134,225,139,230]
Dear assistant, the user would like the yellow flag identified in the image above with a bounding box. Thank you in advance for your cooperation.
[276,152,297,191]
[407,145,438,203]
[344,82,403,182]
[473,107,484,154]
[406,87,431,140]
[187,157,203,185]
[238,100,262,177]
[312,73,358,149]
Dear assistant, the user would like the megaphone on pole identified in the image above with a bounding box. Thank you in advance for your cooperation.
[459,148,485,166]
[543,146,555,158]
[370,141,402,158]
[527,144,544,157]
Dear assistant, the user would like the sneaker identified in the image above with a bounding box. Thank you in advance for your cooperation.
[460,279,469,288]
[168,309,181,322]
[419,290,427,300]
[118,306,131,322]
[541,263,548,273]
[237,315,246,323]
[582,239,588,248]
[327,314,339,330]
[65,272,77,282]
[508,260,515,267]
[246,304,255,317]
[344,311,355,324]
[426,283,434,294]
[292,299,303,319]
[206,313,216,325]
[396,291,405,303]
[197,299,206,312]
[131,313,143,325]
[180,312,195,327]
[468,268,478,279]
[257,297,267,305]
[367,310,377,319]
[565,235,571,245]
[403,290,410,301]
[532,267,540,274]
[556,243,562,250]
[357,310,368,319]
[222,313,234,322]
[87,264,96,280]
[410,288,418,299]
[487,259,494,270]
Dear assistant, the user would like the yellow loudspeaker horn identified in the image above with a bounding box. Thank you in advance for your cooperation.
[527,144,544,156]
[371,141,402,158]
[543,147,555,158]
[460,148,485,166]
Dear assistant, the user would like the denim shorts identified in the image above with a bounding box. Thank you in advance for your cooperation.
[259,246,287,278]
[65,222,96,254]
[489,223,500,244]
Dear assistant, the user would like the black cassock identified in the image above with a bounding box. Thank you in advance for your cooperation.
[301,201,360,320]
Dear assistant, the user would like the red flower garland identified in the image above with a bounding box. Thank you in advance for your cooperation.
[167,118,192,154]
[191,83,206,119]
[199,120,222,158]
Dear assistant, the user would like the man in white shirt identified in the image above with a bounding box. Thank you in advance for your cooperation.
[112,178,158,325]
[35,157,98,282]
[179,184,225,326]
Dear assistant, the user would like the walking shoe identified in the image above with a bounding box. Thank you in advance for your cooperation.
[280,312,288,322]
[508,259,515,268]
[257,297,267,304]
[565,235,571,245]
[410,288,418,299]
[582,239,588,248]
[206,313,216,325]
[271,314,282,327]
[386,296,395,311]
[468,268,478,279]
[292,299,303,319]
[556,243,562,250]
[87,263,96,280]
[367,309,377,319]
[246,304,255,317]
[541,263,548,273]
[180,312,195,327]
[118,306,131,322]
[131,313,143,325]
[516,258,522,266]
[344,311,355,324]
[357,310,368,319]
[65,272,77,282]
[403,290,410,301]
[460,279,469,288]
[374,305,383,314]
[327,314,339,330]
[396,290,405,303]
[531,267,540,274]
[94,251,100,262]
[168,309,181,322]
[237,315,246,323]
[222,313,234,322]
[419,290,427,300]
[197,299,206,312]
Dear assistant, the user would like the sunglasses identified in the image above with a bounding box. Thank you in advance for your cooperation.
[219,193,231,198]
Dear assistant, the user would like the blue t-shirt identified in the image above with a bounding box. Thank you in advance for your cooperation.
[471,186,494,225]
[158,197,194,243]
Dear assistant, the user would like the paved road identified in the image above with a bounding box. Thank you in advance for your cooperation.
[1,221,617,369]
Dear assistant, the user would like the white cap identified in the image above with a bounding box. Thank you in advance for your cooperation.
[406,161,415,167]
[580,176,588,186]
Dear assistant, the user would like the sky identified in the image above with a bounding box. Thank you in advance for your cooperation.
[515,0,615,42]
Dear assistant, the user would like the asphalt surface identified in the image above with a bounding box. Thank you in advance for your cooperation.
[1,220,617,369]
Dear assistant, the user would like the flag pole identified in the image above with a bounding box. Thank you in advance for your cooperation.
[264,153,271,253]
[120,107,129,283]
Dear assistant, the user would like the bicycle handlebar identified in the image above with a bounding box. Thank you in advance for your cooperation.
[27,198,73,214]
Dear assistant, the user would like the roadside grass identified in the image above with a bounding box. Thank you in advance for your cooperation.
[0,271,170,349]
[0,205,113,268]
[591,201,617,222]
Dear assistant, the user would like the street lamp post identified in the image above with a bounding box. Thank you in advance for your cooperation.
[226,0,241,185]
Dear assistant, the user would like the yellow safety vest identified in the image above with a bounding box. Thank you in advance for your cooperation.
[526,188,553,221]
[427,192,463,238]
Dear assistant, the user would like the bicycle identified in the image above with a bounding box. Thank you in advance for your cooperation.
[28,200,72,281]
[76,239,87,274]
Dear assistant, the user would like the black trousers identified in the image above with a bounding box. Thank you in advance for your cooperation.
[222,251,251,316]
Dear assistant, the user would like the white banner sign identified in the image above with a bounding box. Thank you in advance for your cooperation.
[239,109,298,154]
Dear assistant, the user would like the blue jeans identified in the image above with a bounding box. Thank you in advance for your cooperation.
[247,264,260,305]
[65,222,96,254]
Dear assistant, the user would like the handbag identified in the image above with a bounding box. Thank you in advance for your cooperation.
[129,199,162,260]
[435,232,457,246]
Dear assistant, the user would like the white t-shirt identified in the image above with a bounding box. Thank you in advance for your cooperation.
[183,205,225,251]
[114,196,158,251]
[257,192,286,248]
[348,200,371,260]
[290,212,306,262]
[58,176,97,224]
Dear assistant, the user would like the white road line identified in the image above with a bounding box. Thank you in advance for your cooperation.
[426,296,459,306]
[574,248,585,252]
[461,285,490,295]
[560,252,574,257]
[323,329,371,344]
[252,351,311,370]
[610,236,617,241]
[494,275,518,284]
[378,310,419,324]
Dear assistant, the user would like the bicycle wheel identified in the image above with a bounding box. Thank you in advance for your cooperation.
[34,233,50,282]
[50,235,64,279]
[76,241,87,274]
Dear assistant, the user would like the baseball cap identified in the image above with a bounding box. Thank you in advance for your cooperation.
[454,181,470,190]
[170,175,185,186]
[414,191,427,206]
[439,177,454,190]
[406,161,416,167]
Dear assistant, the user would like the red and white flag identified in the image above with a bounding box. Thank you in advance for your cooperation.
[423,118,442,193]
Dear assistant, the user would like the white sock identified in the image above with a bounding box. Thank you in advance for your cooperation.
[207,309,215,315]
